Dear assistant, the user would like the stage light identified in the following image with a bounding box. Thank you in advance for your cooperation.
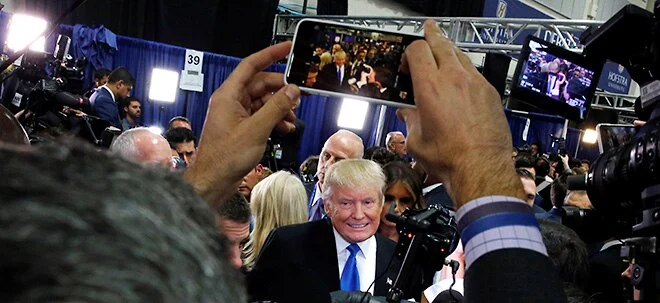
[337,98,369,130]
[148,68,179,103]
[6,14,47,52]
[582,129,598,144]
[147,126,163,135]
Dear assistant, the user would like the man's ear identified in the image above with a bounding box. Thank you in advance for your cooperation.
[123,106,128,113]
[323,200,331,216]
[255,163,264,174]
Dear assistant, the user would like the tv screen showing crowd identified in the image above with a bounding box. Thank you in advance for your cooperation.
[518,40,595,111]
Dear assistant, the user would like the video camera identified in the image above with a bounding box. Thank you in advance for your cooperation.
[0,35,109,145]
[565,3,660,300]
[384,205,458,302]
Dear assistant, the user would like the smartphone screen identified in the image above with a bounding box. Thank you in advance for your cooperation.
[286,19,421,107]
[596,124,635,153]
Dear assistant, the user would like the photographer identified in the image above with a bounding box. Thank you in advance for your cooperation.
[186,20,564,302]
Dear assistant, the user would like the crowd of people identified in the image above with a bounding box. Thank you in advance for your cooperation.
[304,30,411,103]
[1,20,650,303]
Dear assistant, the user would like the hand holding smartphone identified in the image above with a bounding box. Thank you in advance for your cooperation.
[285,19,422,108]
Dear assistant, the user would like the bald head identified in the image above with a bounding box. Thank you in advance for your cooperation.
[317,130,364,188]
[110,128,172,168]
[385,131,406,157]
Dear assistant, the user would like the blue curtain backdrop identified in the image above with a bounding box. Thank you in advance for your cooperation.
[0,14,601,165]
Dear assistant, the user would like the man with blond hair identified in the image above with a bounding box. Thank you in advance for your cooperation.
[252,159,401,299]
[317,50,352,92]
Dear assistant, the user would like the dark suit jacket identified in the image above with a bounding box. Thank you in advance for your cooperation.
[317,64,352,92]
[424,184,454,210]
[465,248,567,302]
[304,182,316,204]
[248,218,401,300]
[587,242,627,302]
[90,87,121,129]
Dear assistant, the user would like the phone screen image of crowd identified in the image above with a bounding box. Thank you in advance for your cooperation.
[301,24,415,105]
[518,40,595,111]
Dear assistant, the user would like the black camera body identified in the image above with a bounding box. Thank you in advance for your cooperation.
[1,35,93,144]
[569,4,660,237]
[567,4,660,300]
[384,205,458,302]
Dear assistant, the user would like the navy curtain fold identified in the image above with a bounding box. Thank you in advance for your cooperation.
[527,117,566,155]
[505,110,529,148]
[373,106,407,147]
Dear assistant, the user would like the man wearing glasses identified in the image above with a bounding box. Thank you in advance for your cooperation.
[385,131,407,158]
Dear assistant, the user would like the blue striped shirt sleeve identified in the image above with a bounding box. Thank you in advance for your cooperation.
[456,196,547,269]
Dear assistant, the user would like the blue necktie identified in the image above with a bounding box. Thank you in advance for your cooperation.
[340,243,361,291]
[337,67,342,83]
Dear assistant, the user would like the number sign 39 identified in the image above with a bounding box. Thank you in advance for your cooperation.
[187,54,200,65]
[184,49,204,72]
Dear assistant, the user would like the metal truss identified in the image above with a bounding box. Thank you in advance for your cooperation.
[273,15,604,54]
[591,91,639,123]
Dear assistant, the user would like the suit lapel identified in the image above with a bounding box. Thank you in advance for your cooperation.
[374,234,398,296]
[315,219,340,291]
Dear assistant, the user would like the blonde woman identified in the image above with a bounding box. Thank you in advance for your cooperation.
[319,51,332,70]
[242,171,308,271]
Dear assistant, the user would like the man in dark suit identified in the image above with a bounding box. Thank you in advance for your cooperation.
[90,67,135,129]
[249,159,403,301]
[306,130,364,221]
[350,49,368,78]
[316,50,352,92]
[411,161,453,211]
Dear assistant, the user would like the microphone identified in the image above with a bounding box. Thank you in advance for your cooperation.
[55,91,89,108]
[442,258,460,274]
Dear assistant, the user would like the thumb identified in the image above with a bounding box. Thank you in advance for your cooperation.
[396,108,415,123]
[250,84,301,138]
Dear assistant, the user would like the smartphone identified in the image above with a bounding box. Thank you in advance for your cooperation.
[596,123,636,153]
[285,19,422,108]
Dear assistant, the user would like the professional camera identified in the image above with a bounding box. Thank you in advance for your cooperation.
[567,4,659,237]
[384,205,458,302]
[566,3,660,300]
[0,35,105,145]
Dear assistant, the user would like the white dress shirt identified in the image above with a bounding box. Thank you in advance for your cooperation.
[311,182,322,208]
[333,227,377,295]
[422,183,443,196]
